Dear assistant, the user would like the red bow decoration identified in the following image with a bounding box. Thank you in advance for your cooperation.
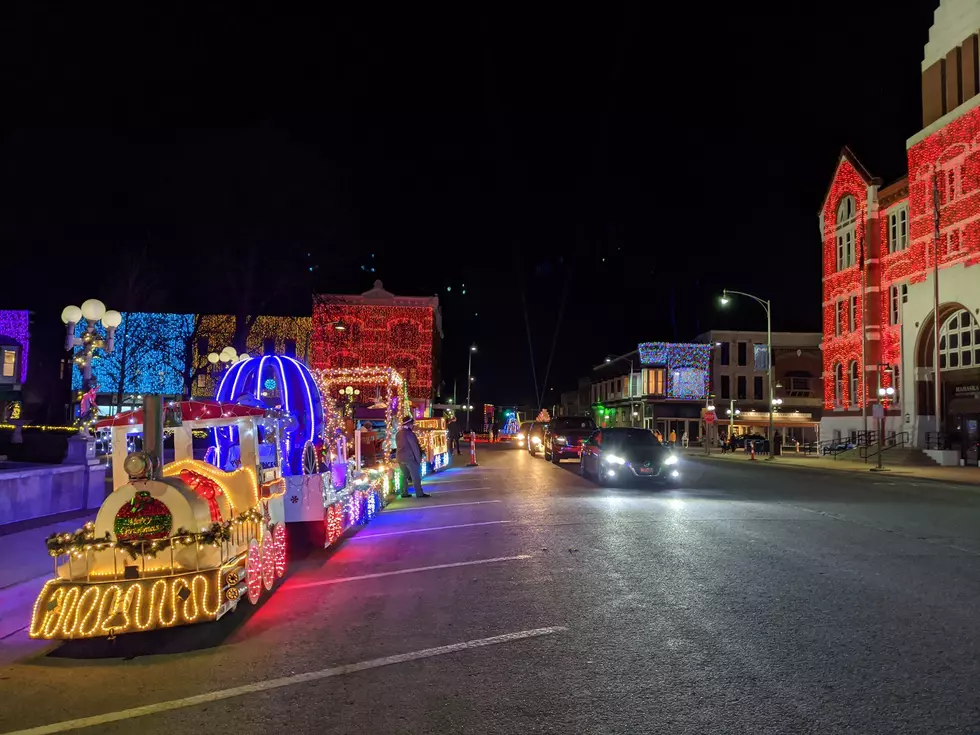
[80,386,98,416]
[179,469,223,522]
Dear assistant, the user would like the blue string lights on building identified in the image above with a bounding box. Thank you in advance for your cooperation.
[71,312,195,395]
[637,342,712,399]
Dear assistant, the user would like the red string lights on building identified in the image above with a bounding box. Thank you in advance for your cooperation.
[822,102,980,414]
[821,155,869,410]
[311,288,439,402]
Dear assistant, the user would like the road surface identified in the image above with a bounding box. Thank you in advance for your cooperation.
[2,446,980,734]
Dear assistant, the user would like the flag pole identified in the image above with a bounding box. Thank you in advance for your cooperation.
[860,232,868,442]
[932,173,942,443]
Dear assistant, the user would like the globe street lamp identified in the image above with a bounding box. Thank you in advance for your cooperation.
[62,299,122,432]
[720,288,775,459]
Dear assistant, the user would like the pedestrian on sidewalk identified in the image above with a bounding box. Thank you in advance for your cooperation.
[681,430,689,449]
[491,421,498,442]
[669,429,677,447]
[396,416,430,498]
[729,434,737,454]
[448,416,462,455]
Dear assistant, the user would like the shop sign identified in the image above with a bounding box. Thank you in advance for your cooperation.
[953,384,980,399]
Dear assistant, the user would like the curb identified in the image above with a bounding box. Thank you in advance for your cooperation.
[686,452,980,489]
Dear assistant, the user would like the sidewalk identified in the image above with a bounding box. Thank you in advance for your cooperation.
[683,447,980,486]
[0,513,95,640]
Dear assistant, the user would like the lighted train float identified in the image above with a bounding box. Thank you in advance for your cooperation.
[29,354,445,641]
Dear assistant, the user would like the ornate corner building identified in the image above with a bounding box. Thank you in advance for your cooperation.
[311,281,443,413]
[820,0,980,460]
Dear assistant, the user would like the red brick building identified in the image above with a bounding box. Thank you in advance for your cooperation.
[820,0,980,464]
[311,281,443,410]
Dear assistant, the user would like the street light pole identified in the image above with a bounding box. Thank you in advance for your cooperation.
[720,289,774,459]
[466,344,476,433]
[604,355,635,427]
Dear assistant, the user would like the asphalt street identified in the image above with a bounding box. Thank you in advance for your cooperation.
[2,446,980,734]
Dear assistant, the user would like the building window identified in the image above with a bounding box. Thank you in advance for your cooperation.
[616,378,622,395]
[720,342,730,366]
[834,363,844,407]
[645,368,665,396]
[835,195,857,271]
[849,295,858,332]
[938,308,980,369]
[196,373,207,389]
[888,206,909,253]
[284,338,297,356]
[262,337,275,355]
[737,375,746,400]
[196,336,209,355]
[835,299,844,336]
[848,361,859,406]
[737,342,747,366]
[1,349,16,378]
[721,375,730,399]
[889,284,908,326]
[753,376,763,400]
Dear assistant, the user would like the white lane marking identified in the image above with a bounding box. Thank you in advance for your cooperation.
[352,520,511,539]
[385,500,502,512]
[2,627,567,735]
[424,486,491,494]
[288,554,531,590]
[419,478,486,485]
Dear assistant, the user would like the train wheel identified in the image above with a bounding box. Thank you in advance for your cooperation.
[246,539,263,605]
[261,529,275,591]
[273,523,288,578]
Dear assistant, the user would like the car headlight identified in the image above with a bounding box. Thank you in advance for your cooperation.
[664,454,678,466]
[556,436,567,444]
[532,436,542,444]
[517,433,524,441]
[604,454,626,465]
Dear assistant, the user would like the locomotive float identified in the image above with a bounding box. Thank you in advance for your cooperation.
[29,352,450,641]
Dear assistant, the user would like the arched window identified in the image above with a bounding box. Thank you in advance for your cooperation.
[834,363,844,407]
[835,195,857,271]
[848,361,860,406]
[939,308,980,369]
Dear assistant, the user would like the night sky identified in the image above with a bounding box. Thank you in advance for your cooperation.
[0,2,939,408]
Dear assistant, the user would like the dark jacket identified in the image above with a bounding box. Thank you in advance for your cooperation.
[395,426,423,465]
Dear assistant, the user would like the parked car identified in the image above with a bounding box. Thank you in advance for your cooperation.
[821,440,855,455]
[526,421,547,455]
[543,416,597,463]
[734,434,770,454]
[580,427,680,486]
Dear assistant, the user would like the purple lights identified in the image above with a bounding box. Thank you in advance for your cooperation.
[0,310,29,383]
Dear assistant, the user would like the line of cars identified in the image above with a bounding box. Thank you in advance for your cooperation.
[517,417,681,487]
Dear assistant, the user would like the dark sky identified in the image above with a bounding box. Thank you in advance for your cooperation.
[0,2,938,408]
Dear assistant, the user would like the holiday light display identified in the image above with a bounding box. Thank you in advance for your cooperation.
[71,313,195,395]
[212,353,323,474]
[315,366,409,455]
[0,310,29,384]
[191,315,313,397]
[312,299,437,400]
[820,156,870,409]
[637,342,711,399]
[822,107,980,412]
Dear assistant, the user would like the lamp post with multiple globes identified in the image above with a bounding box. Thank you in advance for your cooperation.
[62,299,122,432]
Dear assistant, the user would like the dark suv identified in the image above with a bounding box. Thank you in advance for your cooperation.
[543,416,597,463]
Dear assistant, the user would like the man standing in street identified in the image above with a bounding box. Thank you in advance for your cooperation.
[396,416,430,498]
[448,416,462,455]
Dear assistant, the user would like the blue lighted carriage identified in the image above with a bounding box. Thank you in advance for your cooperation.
[212,351,390,548]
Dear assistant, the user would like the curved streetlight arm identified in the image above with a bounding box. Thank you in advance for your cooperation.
[723,289,771,315]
